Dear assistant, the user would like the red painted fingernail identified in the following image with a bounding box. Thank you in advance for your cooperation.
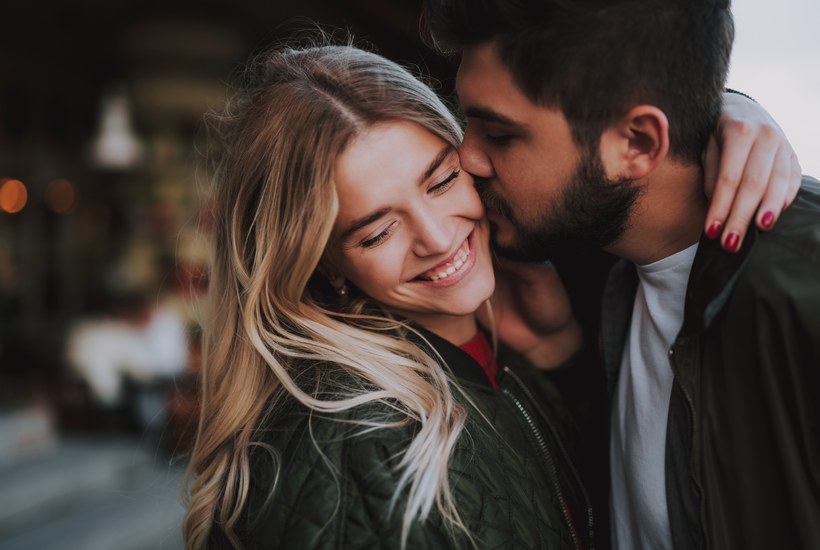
[706,221,722,240]
[761,211,775,230]
[724,231,741,252]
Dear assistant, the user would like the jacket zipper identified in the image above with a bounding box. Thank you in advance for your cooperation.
[669,342,704,541]
[501,365,593,550]
[669,345,697,451]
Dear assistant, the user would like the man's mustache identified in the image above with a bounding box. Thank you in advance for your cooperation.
[474,177,513,219]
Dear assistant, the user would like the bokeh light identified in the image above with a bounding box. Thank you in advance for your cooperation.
[0,178,28,214]
[45,178,78,214]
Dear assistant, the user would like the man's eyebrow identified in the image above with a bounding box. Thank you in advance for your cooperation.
[462,106,525,129]
[422,145,456,183]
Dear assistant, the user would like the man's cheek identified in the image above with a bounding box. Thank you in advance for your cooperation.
[487,212,516,240]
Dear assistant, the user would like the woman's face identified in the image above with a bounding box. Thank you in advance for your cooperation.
[325,120,495,337]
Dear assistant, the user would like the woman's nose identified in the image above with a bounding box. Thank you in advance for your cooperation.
[411,210,453,258]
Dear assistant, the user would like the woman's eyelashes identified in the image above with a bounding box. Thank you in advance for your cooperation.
[429,168,461,194]
[359,222,396,249]
[357,169,461,250]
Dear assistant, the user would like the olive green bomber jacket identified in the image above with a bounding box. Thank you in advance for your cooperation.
[209,328,594,549]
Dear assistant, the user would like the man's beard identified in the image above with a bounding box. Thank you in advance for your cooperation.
[477,150,641,262]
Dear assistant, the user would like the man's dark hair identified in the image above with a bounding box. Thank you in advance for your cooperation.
[423,0,734,163]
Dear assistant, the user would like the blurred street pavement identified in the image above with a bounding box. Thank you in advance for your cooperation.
[0,425,185,550]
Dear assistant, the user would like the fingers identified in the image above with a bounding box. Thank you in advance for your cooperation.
[718,131,778,252]
[703,120,756,242]
[713,144,802,252]
[786,153,802,208]
[709,93,803,252]
[750,144,792,231]
[491,257,568,315]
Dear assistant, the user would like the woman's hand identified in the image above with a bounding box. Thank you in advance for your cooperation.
[704,92,802,252]
[479,258,581,370]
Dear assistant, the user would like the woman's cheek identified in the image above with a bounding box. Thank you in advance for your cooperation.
[463,186,487,220]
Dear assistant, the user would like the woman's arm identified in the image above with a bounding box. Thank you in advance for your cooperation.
[704,91,802,252]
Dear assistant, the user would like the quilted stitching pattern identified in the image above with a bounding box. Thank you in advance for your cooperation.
[212,369,582,548]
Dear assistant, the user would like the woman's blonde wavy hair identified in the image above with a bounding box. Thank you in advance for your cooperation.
[183,42,477,548]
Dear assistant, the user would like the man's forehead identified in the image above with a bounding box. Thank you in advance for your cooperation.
[457,42,513,108]
[456,41,504,87]
[455,41,539,127]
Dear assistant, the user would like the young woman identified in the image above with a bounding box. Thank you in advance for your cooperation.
[183,43,799,549]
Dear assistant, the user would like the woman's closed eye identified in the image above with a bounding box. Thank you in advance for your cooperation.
[429,169,461,194]
[357,165,461,249]
[359,221,397,249]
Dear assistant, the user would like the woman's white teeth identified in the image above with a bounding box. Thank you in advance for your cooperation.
[426,243,470,281]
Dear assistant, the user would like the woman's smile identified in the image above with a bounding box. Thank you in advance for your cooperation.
[413,230,476,288]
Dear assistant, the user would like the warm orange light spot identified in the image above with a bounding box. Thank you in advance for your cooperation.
[0,179,27,214]
[46,178,78,214]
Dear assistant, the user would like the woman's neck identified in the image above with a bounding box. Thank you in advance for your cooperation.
[403,312,479,346]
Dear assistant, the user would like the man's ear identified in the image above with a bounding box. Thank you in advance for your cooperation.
[599,105,670,180]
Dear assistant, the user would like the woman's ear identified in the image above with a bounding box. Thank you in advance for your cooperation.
[599,105,670,180]
[317,259,346,292]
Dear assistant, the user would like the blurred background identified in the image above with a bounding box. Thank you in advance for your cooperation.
[728,0,820,178]
[0,1,816,549]
[0,1,450,548]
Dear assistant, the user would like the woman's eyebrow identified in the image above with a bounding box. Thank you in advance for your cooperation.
[421,145,456,183]
[338,207,391,242]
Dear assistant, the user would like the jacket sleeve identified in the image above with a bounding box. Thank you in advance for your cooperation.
[731,185,820,444]
[700,186,820,547]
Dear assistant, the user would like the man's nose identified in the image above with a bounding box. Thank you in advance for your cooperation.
[458,133,494,179]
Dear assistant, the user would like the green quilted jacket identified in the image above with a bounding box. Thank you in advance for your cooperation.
[209,328,594,549]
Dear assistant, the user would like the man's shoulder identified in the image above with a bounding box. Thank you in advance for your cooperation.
[769,175,820,239]
[726,176,820,311]
[742,175,820,281]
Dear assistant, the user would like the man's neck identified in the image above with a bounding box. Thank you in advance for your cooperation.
[607,162,707,265]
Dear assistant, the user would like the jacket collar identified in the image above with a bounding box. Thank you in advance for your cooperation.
[600,226,758,393]
[679,227,758,337]
[600,259,639,393]
[408,325,495,389]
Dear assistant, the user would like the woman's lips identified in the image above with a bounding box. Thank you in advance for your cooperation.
[419,238,470,281]
[413,232,476,288]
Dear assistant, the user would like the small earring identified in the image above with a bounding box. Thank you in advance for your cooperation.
[336,283,348,297]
